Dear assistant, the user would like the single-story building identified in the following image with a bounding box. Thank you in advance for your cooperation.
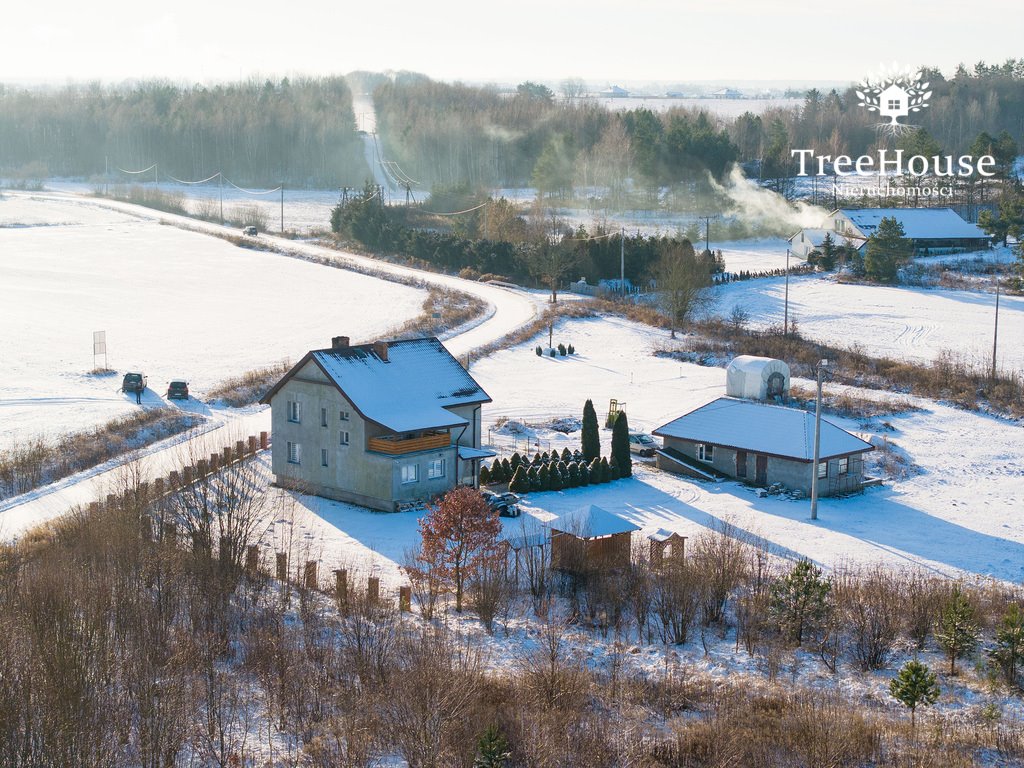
[791,208,990,258]
[653,396,874,497]
[261,336,493,511]
[549,505,640,572]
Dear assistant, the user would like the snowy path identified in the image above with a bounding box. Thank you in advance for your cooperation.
[0,191,536,540]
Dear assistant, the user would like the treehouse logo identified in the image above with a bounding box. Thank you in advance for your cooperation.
[790,65,993,199]
[855,68,932,134]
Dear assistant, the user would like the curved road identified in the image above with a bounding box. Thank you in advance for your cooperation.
[0,191,537,540]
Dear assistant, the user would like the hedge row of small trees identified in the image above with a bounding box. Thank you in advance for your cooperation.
[480,400,632,492]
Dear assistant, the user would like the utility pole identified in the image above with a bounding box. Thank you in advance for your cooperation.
[810,359,829,520]
[992,274,1001,380]
[154,163,158,186]
[280,184,284,234]
[218,172,223,225]
[620,226,625,297]
[784,248,790,337]
[700,216,712,252]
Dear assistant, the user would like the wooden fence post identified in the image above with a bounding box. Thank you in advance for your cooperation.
[260,431,269,450]
[399,585,411,612]
[367,576,380,604]
[247,435,257,454]
[304,560,318,590]
[246,544,260,574]
[276,552,288,582]
[334,569,348,607]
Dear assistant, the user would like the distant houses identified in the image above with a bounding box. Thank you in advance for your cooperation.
[261,336,493,511]
[599,85,630,98]
[710,87,743,99]
[791,207,991,259]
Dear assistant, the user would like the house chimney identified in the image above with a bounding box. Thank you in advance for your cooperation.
[373,341,389,362]
[332,335,350,350]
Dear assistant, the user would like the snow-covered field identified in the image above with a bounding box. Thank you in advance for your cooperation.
[278,315,1023,588]
[713,270,1024,371]
[0,193,426,449]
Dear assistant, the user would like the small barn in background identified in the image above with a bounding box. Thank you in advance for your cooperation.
[550,505,640,573]
[726,356,790,402]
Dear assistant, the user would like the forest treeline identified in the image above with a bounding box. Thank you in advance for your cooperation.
[0,77,366,186]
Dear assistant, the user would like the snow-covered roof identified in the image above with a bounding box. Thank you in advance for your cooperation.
[788,228,833,247]
[457,445,496,460]
[653,397,873,461]
[549,505,641,538]
[648,527,685,543]
[728,355,780,374]
[264,337,490,433]
[835,208,989,241]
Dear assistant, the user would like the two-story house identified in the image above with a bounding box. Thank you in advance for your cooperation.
[261,336,493,511]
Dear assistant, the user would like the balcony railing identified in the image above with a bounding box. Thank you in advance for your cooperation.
[367,431,451,455]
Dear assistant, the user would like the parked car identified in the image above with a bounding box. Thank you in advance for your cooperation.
[121,371,147,393]
[242,225,258,236]
[482,490,521,517]
[166,379,190,400]
[628,432,657,457]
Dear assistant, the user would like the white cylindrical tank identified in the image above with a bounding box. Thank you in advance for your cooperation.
[725,356,791,400]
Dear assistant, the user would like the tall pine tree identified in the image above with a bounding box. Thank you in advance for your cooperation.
[582,399,601,463]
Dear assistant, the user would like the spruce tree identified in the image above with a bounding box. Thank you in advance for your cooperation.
[567,461,581,487]
[478,465,491,486]
[560,447,572,462]
[582,399,601,463]
[579,463,590,486]
[527,465,541,490]
[509,465,530,494]
[889,659,940,730]
[936,586,980,675]
[474,724,511,768]
[599,456,612,483]
[510,452,523,472]
[611,410,632,477]
[865,217,912,283]
[501,457,512,479]
[538,464,551,491]
[989,603,1024,686]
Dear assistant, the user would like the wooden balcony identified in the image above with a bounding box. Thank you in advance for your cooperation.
[367,431,451,455]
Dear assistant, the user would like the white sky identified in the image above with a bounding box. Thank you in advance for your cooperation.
[3,0,1021,87]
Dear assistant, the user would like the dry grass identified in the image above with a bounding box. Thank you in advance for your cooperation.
[206,360,292,407]
[0,408,199,501]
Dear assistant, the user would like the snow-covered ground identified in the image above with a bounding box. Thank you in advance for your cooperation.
[276,315,1023,588]
[713,270,1024,371]
[0,192,426,449]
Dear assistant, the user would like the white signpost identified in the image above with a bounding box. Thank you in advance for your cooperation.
[93,330,107,371]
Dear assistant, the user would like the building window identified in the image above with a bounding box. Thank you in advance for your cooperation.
[287,400,301,423]
[339,430,350,446]
[321,407,328,427]
[427,458,445,479]
[838,457,849,475]
[339,410,350,421]
[321,448,328,467]
[887,99,901,110]
[817,461,828,479]
[401,463,419,484]
[697,443,714,463]
[287,441,301,464]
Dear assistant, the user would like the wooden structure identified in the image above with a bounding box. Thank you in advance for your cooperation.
[549,505,640,573]
[648,529,687,568]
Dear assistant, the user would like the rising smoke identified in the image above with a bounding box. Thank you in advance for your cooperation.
[709,165,828,232]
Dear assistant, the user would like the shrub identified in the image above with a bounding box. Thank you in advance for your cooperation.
[478,465,491,486]
[557,343,567,356]
[510,452,523,472]
[567,462,581,487]
[599,457,611,483]
[567,344,575,355]
[509,466,531,494]
[538,464,551,491]
[535,346,543,357]
[560,447,572,462]
[549,349,556,358]
[611,411,632,478]
[579,463,590,486]
[527,465,541,490]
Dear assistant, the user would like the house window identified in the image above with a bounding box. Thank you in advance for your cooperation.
[401,463,419,484]
[817,461,828,479]
[321,407,328,427]
[287,400,301,423]
[697,443,714,463]
[321,448,328,467]
[287,441,301,464]
[838,457,849,475]
[427,459,445,480]
[887,99,901,110]
[339,430,350,446]
[339,410,350,421]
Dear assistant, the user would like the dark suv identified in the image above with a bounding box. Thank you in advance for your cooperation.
[166,380,190,400]
[121,372,147,393]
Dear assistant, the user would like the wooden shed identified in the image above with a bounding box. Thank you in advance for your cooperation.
[549,505,640,573]
[648,528,687,568]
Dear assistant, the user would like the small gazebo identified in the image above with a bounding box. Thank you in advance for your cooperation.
[549,505,640,573]
[647,528,687,568]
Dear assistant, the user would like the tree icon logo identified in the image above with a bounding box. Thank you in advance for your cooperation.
[856,68,931,133]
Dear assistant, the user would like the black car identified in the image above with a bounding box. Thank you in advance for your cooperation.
[242,225,258,236]
[121,372,147,393]
[482,490,521,518]
[167,380,190,400]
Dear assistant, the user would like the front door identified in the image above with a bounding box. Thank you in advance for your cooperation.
[755,454,768,486]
